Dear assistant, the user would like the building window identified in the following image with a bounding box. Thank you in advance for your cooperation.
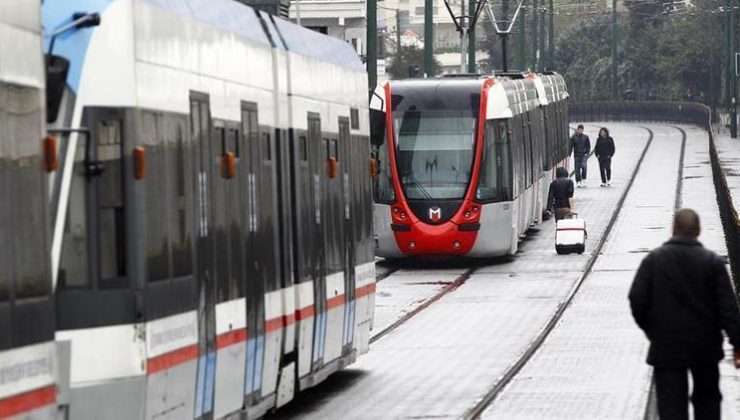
[350,108,360,130]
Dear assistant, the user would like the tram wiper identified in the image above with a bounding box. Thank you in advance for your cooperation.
[405,176,433,200]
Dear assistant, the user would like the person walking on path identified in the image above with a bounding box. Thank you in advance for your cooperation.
[570,124,590,187]
[629,209,740,420]
[594,127,615,187]
[546,167,575,221]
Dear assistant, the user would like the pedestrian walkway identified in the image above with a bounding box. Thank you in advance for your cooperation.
[483,124,682,419]
[697,126,740,419]
[713,128,740,219]
[484,124,740,419]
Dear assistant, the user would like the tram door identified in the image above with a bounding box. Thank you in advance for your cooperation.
[308,114,327,370]
[191,93,217,419]
[338,117,356,355]
[320,126,345,364]
[242,103,268,407]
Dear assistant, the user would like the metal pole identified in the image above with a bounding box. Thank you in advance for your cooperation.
[548,0,553,70]
[538,0,545,71]
[295,0,301,25]
[611,0,617,99]
[396,9,402,51]
[460,0,467,73]
[726,0,731,110]
[518,0,526,70]
[367,0,377,92]
[502,34,508,72]
[732,0,737,137]
[468,0,476,73]
[424,0,434,76]
[531,0,538,70]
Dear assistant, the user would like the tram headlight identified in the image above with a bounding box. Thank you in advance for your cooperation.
[409,241,416,249]
[453,240,461,249]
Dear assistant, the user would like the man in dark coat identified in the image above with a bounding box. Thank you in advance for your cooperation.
[569,124,590,187]
[629,209,740,420]
[594,127,615,187]
[546,166,575,221]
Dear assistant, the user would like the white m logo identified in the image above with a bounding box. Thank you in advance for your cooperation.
[429,207,441,222]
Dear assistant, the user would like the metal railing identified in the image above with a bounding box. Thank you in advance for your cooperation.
[571,101,740,292]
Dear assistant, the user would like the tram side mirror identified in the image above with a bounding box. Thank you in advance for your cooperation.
[327,157,338,179]
[369,109,385,146]
[71,12,102,28]
[45,12,102,123]
[45,55,69,123]
[221,152,235,179]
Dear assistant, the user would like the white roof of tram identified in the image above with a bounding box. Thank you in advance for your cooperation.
[486,73,569,120]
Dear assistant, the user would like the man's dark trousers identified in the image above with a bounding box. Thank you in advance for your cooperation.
[654,364,721,420]
[574,155,587,182]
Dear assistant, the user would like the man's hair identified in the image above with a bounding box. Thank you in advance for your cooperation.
[577,124,584,129]
[556,167,569,178]
[673,208,701,237]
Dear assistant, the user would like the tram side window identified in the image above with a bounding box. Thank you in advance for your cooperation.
[522,113,531,187]
[171,118,193,278]
[241,103,259,233]
[299,136,308,161]
[97,119,127,285]
[142,113,170,282]
[263,132,271,161]
[59,126,90,288]
[370,109,395,204]
[2,84,49,297]
[540,108,549,171]
[510,115,524,195]
[477,119,512,203]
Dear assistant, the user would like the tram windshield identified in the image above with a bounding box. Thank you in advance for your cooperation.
[394,110,476,200]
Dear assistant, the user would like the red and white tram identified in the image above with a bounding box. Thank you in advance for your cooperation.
[371,73,570,258]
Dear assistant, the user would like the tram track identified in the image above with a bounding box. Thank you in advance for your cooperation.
[463,125,671,419]
[640,124,687,420]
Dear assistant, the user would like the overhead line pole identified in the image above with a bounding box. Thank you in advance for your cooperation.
[531,0,538,70]
[518,0,526,70]
[548,0,553,70]
[732,0,737,137]
[725,0,731,111]
[367,0,377,93]
[468,0,476,73]
[611,0,617,99]
[424,0,434,76]
[460,0,466,72]
[538,0,545,71]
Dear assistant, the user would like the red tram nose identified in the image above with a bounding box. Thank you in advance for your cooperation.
[391,201,481,256]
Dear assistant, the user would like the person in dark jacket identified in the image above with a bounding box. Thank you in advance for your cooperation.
[569,124,590,187]
[629,209,740,420]
[546,167,575,221]
[594,127,615,187]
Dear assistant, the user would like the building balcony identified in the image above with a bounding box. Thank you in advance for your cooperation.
[289,0,366,20]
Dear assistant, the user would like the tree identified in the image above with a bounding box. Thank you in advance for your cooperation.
[552,0,725,103]
[388,45,442,79]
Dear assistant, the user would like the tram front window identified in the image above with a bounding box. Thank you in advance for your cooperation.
[394,110,476,200]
